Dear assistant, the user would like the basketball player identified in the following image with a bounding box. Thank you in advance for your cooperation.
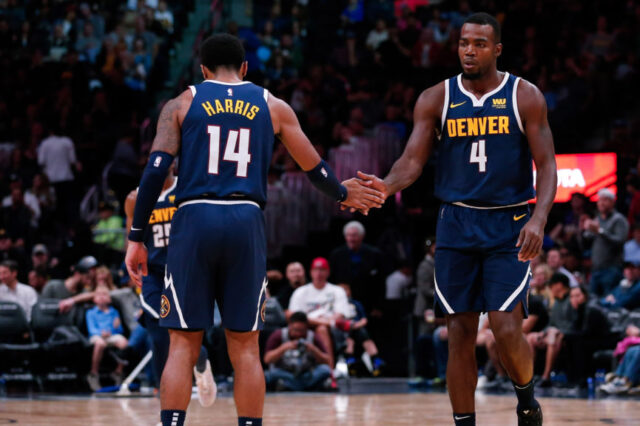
[125,34,383,426]
[357,13,556,426]
[124,162,217,408]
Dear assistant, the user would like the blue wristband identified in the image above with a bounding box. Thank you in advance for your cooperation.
[306,159,347,202]
[129,151,174,242]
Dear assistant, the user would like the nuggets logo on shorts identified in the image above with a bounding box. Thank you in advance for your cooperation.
[160,295,171,318]
[260,298,267,322]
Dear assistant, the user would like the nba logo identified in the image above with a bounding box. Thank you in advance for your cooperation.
[227,88,233,96]
[154,156,162,167]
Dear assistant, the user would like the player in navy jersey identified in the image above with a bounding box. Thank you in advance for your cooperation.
[358,13,556,426]
[124,162,217,410]
[124,34,383,426]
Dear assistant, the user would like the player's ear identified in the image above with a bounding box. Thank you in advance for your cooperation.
[495,42,503,58]
[240,61,248,79]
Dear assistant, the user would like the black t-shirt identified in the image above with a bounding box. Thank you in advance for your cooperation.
[528,295,549,332]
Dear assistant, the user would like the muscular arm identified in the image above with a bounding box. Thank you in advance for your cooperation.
[149,89,192,156]
[268,94,321,171]
[382,83,444,196]
[268,93,383,210]
[518,80,557,225]
[515,80,557,260]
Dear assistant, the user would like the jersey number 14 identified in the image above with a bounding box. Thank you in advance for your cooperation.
[470,139,487,172]
[207,125,252,177]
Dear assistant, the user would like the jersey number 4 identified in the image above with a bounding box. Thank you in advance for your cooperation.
[207,125,252,177]
[470,139,487,172]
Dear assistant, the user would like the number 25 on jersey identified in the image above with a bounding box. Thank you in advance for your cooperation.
[207,125,252,177]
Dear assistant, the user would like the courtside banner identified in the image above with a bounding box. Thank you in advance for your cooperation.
[532,153,617,203]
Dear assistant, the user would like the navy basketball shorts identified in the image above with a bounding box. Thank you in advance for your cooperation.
[159,201,268,331]
[139,267,164,321]
[434,203,532,316]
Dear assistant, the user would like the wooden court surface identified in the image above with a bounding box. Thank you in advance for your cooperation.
[2,392,640,425]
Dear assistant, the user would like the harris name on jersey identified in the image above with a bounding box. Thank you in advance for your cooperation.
[200,98,260,120]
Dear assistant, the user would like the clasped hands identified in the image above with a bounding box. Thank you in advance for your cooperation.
[340,171,388,215]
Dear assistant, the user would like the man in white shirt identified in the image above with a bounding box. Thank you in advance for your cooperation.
[0,260,37,321]
[38,127,81,223]
[288,257,350,367]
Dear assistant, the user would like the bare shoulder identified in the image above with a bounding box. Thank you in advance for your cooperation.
[173,89,194,124]
[266,91,293,135]
[516,78,546,115]
[415,81,446,119]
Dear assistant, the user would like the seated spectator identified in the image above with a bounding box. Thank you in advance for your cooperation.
[337,283,384,376]
[624,223,640,264]
[28,266,48,294]
[278,261,306,313]
[561,286,612,385]
[600,345,640,395]
[530,263,553,306]
[527,273,572,387]
[600,316,640,394]
[288,257,350,367]
[41,256,99,312]
[2,175,40,227]
[0,228,27,266]
[481,294,549,389]
[0,260,37,321]
[1,187,35,245]
[26,173,56,215]
[29,243,60,278]
[546,248,579,287]
[385,262,412,301]
[263,312,331,391]
[581,188,629,296]
[329,221,386,318]
[93,202,125,252]
[85,285,128,391]
[599,261,640,310]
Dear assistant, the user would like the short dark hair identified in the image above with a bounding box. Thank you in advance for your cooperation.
[1,260,19,273]
[200,33,245,72]
[289,311,308,324]
[549,272,570,288]
[464,12,501,43]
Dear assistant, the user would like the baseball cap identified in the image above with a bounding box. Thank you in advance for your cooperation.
[597,188,615,200]
[32,244,48,256]
[311,257,329,270]
[75,255,99,273]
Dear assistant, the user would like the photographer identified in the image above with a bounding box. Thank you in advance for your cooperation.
[263,312,331,391]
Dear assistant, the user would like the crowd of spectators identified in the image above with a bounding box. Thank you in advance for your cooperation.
[1,0,640,394]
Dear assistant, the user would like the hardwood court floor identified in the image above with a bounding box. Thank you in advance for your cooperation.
[2,392,640,425]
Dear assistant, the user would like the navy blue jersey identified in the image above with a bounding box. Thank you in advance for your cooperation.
[142,177,177,271]
[434,73,534,206]
[176,80,274,206]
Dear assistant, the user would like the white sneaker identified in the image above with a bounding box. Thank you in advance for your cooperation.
[194,359,217,407]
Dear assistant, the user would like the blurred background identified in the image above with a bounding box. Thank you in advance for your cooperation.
[0,0,639,396]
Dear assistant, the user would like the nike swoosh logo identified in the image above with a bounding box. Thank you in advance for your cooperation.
[131,227,142,231]
[513,213,527,221]
[454,415,471,420]
[450,101,466,109]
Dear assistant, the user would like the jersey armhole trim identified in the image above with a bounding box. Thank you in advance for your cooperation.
[189,85,196,96]
[441,79,450,133]
[263,88,269,102]
[512,77,525,133]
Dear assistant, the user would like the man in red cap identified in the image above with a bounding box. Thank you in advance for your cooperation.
[288,257,350,367]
